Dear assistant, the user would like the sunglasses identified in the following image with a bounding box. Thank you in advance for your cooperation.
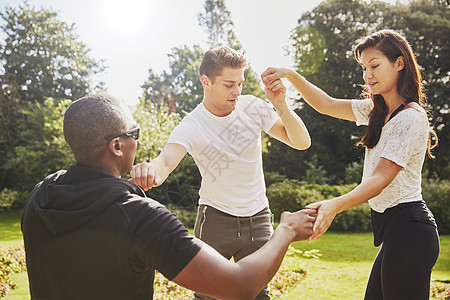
[104,124,140,142]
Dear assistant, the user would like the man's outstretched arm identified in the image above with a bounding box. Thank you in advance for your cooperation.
[173,209,316,300]
[130,143,187,191]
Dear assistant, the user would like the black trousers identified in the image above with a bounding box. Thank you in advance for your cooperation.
[364,221,440,300]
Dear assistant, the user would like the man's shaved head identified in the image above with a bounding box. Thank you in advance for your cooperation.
[63,94,134,165]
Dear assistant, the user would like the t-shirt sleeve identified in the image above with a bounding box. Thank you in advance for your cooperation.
[129,203,203,280]
[351,99,372,126]
[256,97,280,132]
[167,121,192,152]
[380,111,428,168]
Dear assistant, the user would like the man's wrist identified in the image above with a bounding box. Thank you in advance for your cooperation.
[273,101,289,116]
[274,223,296,243]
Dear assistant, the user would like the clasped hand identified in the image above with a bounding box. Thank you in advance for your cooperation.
[130,162,162,191]
[305,199,340,241]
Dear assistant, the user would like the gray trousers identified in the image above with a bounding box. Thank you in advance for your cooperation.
[193,205,274,300]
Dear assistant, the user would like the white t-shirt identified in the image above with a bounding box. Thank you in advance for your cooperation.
[168,95,280,216]
[351,99,429,212]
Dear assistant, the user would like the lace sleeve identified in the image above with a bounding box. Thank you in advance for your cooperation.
[351,99,372,126]
[380,110,428,168]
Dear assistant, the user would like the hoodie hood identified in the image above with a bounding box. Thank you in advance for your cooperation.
[29,164,146,236]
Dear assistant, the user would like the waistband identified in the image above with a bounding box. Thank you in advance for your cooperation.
[198,205,273,242]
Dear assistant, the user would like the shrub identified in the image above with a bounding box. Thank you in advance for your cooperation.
[423,178,450,234]
[430,280,450,299]
[302,155,333,184]
[303,183,357,199]
[267,180,371,232]
[0,247,27,298]
[0,189,18,211]
[266,179,324,220]
[331,202,371,232]
[0,189,28,212]
[345,160,363,184]
[264,172,287,187]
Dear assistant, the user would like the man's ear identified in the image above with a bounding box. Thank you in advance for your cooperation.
[396,56,405,71]
[201,75,211,88]
[109,138,124,157]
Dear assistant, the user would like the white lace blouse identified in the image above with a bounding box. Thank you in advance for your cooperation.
[351,99,429,213]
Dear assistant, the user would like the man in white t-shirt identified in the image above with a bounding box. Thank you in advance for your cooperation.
[131,46,311,299]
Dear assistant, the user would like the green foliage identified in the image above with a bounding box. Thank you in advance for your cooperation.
[345,159,363,184]
[0,247,26,298]
[198,0,242,50]
[140,45,204,114]
[400,0,450,180]
[267,179,325,219]
[0,2,105,103]
[263,109,365,184]
[285,0,449,180]
[145,155,201,209]
[264,171,287,187]
[302,182,370,233]
[0,189,18,211]
[132,103,201,209]
[302,155,334,184]
[303,182,356,199]
[141,0,264,114]
[332,201,371,232]
[132,102,181,162]
[0,2,103,197]
[242,66,265,100]
[2,98,74,193]
[422,177,450,234]
[0,189,28,211]
[267,179,370,232]
[288,25,327,76]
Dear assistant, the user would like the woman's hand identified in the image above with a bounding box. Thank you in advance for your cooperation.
[261,67,292,85]
[305,199,340,241]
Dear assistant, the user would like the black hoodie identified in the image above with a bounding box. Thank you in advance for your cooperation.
[22,164,202,299]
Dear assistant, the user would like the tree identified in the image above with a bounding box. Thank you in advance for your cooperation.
[264,0,449,182]
[198,0,242,50]
[197,0,264,99]
[0,2,104,193]
[140,45,204,114]
[141,0,265,114]
[0,2,104,103]
[399,0,450,178]
[132,102,201,208]
[0,97,75,193]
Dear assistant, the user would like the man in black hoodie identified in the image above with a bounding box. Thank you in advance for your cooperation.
[22,94,316,300]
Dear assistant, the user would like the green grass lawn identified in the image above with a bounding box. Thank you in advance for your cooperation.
[1,212,449,299]
[282,233,449,299]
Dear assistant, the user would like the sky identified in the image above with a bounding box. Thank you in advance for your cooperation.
[0,0,399,106]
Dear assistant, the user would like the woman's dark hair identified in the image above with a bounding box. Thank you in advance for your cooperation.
[354,29,438,157]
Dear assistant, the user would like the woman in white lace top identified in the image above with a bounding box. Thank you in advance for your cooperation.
[261,29,439,299]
